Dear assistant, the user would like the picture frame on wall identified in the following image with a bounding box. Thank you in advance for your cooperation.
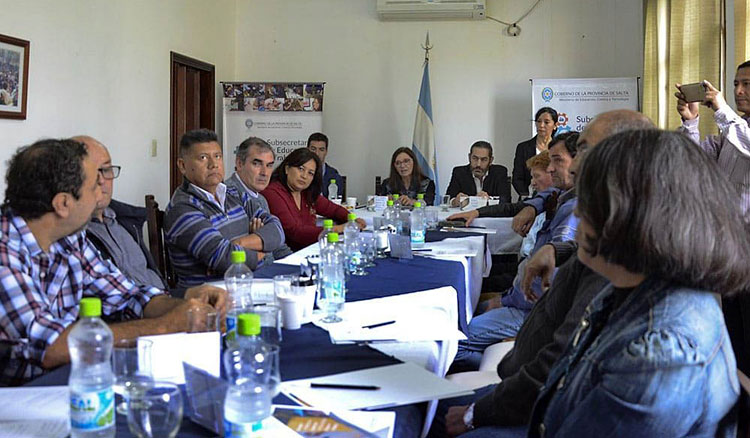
[0,33,30,120]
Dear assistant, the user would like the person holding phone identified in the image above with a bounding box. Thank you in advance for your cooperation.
[674,60,750,215]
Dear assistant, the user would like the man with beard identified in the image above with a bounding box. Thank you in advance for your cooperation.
[446,141,511,205]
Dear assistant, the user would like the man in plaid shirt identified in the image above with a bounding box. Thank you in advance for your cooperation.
[0,138,226,386]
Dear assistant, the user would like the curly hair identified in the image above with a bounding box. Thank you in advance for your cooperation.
[4,138,88,220]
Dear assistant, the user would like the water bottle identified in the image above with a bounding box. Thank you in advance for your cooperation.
[416,193,427,208]
[225,250,254,344]
[68,297,115,438]
[319,233,346,322]
[223,313,278,436]
[343,213,361,274]
[343,213,359,244]
[327,179,338,201]
[318,218,334,251]
[392,194,402,215]
[382,200,397,233]
[410,201,426,248]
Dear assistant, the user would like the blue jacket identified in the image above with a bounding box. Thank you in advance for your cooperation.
[528,278,739,437]
[501,189,578,310]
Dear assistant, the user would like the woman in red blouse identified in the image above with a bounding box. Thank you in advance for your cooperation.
[262,148,365,251]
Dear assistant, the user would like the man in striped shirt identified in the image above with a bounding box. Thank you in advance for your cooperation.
[0,138,226,386]
[165,129,288,291]
[676,60,750,216]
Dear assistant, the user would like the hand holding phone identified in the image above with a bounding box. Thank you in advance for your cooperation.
[680,82,707,103]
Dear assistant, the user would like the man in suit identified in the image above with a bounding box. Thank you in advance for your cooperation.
[446,141,510,205]
[307,132,343,199]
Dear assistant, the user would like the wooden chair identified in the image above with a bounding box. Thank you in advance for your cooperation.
[340,175,347,199]
[145,195,176,288]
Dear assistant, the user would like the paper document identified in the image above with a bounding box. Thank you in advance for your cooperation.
[140,331,220,384]
[281,362,474,410]
[276,243,320,266]
[0,385,70,438]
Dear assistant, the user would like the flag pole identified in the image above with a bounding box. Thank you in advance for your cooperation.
[421,32,432,63]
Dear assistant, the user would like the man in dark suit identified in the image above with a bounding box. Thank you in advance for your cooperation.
[446,140,510,205]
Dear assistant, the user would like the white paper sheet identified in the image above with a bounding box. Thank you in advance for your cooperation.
[275,243,321,266]
[0,385,70,438]
[280,362,474,411]
[140,331,220,384]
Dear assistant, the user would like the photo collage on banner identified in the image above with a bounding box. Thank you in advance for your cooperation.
[221,82,325,167]
[530,77,639,135]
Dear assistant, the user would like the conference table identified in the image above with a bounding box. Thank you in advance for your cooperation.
[24,230,502,438]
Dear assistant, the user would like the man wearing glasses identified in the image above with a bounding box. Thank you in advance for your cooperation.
[78,136,166,291]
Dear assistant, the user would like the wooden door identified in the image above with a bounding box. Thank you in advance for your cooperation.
[170,52,215,196]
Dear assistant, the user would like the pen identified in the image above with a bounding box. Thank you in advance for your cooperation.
[310,383,380,390]
[412,248,432,252]
[362,320,396,329]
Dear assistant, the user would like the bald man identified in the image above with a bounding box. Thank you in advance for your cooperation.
[430,110,655,437]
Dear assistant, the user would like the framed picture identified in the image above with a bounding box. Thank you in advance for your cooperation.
[0,33,29,119]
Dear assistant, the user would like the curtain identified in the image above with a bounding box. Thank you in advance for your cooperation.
[737,0,749,66]
[643,0,724,134]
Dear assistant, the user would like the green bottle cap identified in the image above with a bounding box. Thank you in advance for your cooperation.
[80,297,102,318]
[230,250,246,264]
[348,213,357,221]
[237,313,261,336]
[327,232,340,243]
[414,201,422,208]
[387,200,394,206]
[417,193,425,200]
[392,194,400,200]
[323,219,334,228]
[330,179,336,184]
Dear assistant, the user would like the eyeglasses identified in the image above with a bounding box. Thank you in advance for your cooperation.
[98,165,121,180]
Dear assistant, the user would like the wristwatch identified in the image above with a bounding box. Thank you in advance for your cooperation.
[463,403,475,430]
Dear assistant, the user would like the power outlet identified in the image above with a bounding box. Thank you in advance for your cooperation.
[151,139,157,157]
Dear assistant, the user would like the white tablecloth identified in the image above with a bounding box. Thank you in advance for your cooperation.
[354,207,522,255]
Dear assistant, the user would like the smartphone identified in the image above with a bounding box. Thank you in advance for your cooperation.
[681,82,706,103]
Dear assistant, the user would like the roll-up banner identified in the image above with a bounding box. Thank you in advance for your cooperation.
[530,77,639,135]
[221,82,325,166]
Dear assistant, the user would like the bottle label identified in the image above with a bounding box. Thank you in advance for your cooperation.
[411,229,426,244]
[70,387,114,431]
[226,314,237,343]
[224,419,262,437]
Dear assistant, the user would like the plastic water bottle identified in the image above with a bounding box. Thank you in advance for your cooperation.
[225,250,254,344]
[416,193,427,208]
[343,213,359,244]
[223,313,278,436]
[392,194,402,215]
[411,201,426,248]
[327,179,338,201]
[68,297,115,438]
[382,200,397,233]
[319,233,346,322]
[343,213,361,274]
[318,218,334,251]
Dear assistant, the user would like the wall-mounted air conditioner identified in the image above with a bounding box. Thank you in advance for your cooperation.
[376,0,486,21]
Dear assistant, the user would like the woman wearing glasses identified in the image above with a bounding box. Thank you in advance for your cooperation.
[377,147,435,207]
[511,107,558,200]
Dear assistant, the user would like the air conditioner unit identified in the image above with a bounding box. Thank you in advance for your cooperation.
[377,0,486,21]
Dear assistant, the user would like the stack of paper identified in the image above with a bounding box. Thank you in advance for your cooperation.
[140,331,220,384]
[281,362,474,410]
[0,386,69,438]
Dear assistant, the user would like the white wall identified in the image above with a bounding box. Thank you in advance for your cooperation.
[0,0,236,207]
[233,0,644,201]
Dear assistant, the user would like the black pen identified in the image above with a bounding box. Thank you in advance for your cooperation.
[362,320,396,329]
[310,383,380,390]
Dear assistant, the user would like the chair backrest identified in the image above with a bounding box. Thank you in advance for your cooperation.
[375,176,382,194]
[739,370,750,438]
[340,175,347,199]
[145,195,176,288]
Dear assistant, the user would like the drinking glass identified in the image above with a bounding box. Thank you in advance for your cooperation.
[425,207,439,229]
[113,339,153,415]
[186,307,220,333]
[440,195,451,212]
[348,235,369,276]
[251,304,282,346]
[361,232,377,268]
[374,229,389,259]
[127,381,183,438]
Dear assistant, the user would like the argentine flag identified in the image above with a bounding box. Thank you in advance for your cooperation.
[412,60,439,196]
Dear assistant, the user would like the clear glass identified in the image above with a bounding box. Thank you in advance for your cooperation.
[127,381,183,438]
[361,232,377,267]
[273,274,296,304]
[425,207,439,229]
[251,304,282,346]
[440,195,451,212]
[349,235,369,276]
[374,229,389,258]
[186,307,219,333]
[112,339,153,416]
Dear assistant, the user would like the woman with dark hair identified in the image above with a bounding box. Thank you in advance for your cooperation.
[512,107,558,199]
[262,148,364,251]
[515,130,750,437]
[376,147,436,206]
